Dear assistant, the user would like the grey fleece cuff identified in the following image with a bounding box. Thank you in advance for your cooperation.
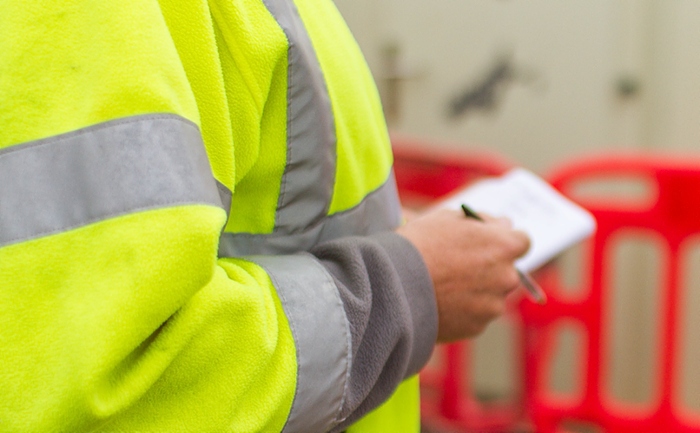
[369,231,437,376]
[310,230,437,431]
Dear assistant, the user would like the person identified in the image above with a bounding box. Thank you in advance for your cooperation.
[0,0,530,432]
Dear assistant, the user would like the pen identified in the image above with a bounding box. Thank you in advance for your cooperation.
[460,204,547,304]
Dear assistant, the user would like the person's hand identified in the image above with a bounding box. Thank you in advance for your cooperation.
[396,207,530,342]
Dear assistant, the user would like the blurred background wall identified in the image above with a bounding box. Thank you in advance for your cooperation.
[333,0,700,416]
[334,0,700,172]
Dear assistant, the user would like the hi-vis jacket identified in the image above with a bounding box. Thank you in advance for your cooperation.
[0,0,438,432]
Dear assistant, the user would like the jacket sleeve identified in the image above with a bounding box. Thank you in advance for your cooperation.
[250,232,437,433]
[311,232,437,432]
[0,2,437,433]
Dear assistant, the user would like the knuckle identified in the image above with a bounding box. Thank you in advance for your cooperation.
[504,230,531,258]
[516,230,532,252]
[503,268,521,291]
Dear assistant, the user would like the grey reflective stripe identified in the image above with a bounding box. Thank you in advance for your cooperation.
[0,114,223,247]
[262,0,337,233]
[216,180,233,218]
[219,174,402,256]
[250,254,351,433]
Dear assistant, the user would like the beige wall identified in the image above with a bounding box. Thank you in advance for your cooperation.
[335,0,700,169]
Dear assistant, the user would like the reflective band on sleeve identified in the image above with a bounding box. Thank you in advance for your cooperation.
[216,180,233,218]
[0,114,223,247]
[219,173,401,257]
[249,254,351,433]
[262,0,337,233]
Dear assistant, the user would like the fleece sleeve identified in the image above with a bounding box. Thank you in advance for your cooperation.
[314,232,437,431]
[251,232,437,432]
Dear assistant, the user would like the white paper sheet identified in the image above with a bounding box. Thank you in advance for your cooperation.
[438,168,597,272]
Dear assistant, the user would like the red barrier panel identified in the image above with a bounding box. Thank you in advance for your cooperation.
[396,140,700,433]
[520,153,700,433]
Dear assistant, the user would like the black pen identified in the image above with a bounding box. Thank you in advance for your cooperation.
[461,204,547,304]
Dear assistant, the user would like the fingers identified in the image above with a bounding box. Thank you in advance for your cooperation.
[493,266,522,296]
[435,282,510,341]
[396,207,532,342]
[476,214,530,256]
[504,228,531,260]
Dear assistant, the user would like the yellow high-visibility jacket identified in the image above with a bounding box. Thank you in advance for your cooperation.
[0,1,437,432]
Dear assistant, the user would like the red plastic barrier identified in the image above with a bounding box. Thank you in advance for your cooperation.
[520,153,700,433]
[396,141,700,433]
